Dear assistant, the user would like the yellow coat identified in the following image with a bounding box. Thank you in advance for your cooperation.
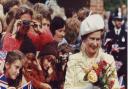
[64,49,120,89]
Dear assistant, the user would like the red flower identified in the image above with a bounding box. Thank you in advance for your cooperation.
[95,68,101,76]
[93,60,108,77]
[99,60,107,67]
[109,80,115,89]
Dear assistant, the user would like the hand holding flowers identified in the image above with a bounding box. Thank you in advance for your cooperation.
[84,60,116,89]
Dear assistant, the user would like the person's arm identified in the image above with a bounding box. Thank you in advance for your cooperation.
[35,58,42,71]
[6,18,16,33]
[6,7,18,33]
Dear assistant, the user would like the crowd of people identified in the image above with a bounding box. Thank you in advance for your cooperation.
[0,0,127,89]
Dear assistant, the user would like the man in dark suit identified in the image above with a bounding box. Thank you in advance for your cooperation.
[105,7,127,88]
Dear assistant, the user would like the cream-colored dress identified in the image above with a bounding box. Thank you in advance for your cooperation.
[64,49,120,89]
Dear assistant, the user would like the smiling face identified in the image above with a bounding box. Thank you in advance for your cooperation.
[54,26,65,42]
[83,31,102,57]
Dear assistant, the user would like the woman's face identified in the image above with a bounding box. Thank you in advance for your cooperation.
[54,26,65,42]
[83,31,102,57]
[41,55,55,70]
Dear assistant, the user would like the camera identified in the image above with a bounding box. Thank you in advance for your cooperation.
[22,20,31,27]
[17,20,31,28]
[58,53,69,63]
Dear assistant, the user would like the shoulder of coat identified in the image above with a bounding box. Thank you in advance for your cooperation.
[67,52,83,66]
[101,52,115,64]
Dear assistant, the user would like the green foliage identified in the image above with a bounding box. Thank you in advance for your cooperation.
[104,0,127,11]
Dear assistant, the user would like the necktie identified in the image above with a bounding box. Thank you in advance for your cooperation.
[116,30,119,35]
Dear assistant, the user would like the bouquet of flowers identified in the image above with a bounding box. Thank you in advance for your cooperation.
[84,60,116,89]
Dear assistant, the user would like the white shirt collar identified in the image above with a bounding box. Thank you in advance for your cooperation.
[114,27,121,35]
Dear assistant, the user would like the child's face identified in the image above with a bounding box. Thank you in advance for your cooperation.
[42,18,50,30]
[6,60,22,80]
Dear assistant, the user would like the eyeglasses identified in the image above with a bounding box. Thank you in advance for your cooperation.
[32,23,42,29]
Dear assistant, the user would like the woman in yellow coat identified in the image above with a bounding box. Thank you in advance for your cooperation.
[64,14,120,89]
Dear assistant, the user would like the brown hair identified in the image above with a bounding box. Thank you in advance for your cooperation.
[5,50,24,65]
[65,17,80,44]
[32,13,43,24]
[15,5,33,19]
[33,3,51,22]
[23,53,46,88]
[4,50,24,87]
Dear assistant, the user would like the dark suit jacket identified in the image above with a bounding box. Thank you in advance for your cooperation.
[105,27,127,76]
